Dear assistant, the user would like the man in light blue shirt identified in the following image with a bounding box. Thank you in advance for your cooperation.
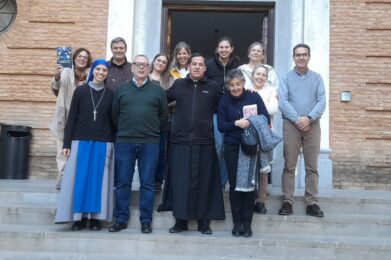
[278,43,326,217]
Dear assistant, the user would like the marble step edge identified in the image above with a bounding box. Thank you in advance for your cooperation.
[0,251,244,260]
[1,180,391,203]
[1,203,391,224]
[2,193,391,206]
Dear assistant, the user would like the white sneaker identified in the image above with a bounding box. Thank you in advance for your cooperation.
[260,165,271,174]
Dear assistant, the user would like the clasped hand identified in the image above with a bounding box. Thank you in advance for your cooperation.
[235,118,250,129]
[295,117,311,132]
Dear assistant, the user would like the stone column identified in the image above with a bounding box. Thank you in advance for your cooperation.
[106,0,136,60]
[273,0,332,190]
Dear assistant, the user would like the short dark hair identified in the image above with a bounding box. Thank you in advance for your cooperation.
[293,43,311,55]
[110,37,127,49]
[72,47,92,68]
[189,53,206,64]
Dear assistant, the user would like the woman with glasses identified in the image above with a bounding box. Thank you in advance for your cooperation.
[50,47,92,190]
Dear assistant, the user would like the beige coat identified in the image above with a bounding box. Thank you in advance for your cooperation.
[50,68,87,140]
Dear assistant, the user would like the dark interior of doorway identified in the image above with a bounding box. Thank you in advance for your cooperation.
[170,11,268,64]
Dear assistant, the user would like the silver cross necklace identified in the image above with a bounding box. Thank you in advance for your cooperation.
[89,85,106,122]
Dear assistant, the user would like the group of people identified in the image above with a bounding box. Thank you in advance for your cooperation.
[51,36,326,238]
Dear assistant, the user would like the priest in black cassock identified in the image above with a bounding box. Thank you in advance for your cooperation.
[166,53,225,235]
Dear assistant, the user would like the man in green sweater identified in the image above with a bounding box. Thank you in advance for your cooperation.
[278,43,326,217]
[110,54,168,233]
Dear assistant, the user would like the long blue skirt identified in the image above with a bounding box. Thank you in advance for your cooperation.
[55,140,114,223]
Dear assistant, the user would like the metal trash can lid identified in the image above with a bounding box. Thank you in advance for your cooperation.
[1,124,32,133]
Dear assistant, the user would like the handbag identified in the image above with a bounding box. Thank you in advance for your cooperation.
[240,121,260,156]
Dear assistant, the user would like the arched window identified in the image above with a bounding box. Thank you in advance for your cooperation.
[0,0,17,34]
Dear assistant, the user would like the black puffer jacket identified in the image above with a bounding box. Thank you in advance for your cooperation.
[166,75,221,144]
[205,54,240,94]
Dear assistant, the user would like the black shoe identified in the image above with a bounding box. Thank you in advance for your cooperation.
[254,202,267,214]
[157,204,172,212]
[141,222,152,233]
[279,202,293,215]
[89,218,101,231]
[306,204,324,217]
[109,222,127,232]
[242,223,252,237]
[71,218,87,231]
[198,225,212,235]
[169,223,188,233]
[197,220,212,235]
[232,223,242,237]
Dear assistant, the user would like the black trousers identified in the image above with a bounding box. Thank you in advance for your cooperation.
[224,144,255,225]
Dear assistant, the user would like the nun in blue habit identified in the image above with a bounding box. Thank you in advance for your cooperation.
[55,59,115,231]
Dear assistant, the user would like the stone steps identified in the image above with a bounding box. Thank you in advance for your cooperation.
[1,180,391,259]
[0,251,239,260]
[0,224,390,260]
[1,203,391,237]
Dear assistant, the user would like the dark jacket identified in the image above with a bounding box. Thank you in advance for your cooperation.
[167,75,221,144]
[217,90,270,145]
[205,54,240,94]
[105,58,133,92]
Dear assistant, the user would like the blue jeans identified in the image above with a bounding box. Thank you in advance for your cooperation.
[213,114,228,186]
[114,143,159,224]
[155,132,168,184]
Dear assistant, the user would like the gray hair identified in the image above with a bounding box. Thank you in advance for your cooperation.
[110,37,127,49]
[133,54,149,63]
[252,64,269,78]
[224,69,246,87]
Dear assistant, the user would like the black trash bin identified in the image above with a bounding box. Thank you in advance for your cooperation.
[0,124,32,179]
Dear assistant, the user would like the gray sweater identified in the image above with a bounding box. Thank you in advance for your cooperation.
[278,69,326,123]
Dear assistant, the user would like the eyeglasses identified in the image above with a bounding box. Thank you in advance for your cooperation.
[134,62,149,68]
[294,53,309,58]
[76,55,89,60]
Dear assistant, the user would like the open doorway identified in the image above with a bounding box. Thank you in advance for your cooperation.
[162,1,275,65]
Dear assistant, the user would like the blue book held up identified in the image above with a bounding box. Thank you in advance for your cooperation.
[56,46,72,69]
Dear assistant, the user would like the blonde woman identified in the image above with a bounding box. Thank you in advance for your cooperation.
[238,42,278,90]
[169,41,191,83]
[251,64,279,214]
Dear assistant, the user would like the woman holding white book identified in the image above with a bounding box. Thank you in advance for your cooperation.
[217,69,269,237]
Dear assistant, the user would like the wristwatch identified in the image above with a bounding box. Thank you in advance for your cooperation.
[307,115,314,123]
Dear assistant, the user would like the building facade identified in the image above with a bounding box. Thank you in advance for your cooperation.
[0,0,389,190]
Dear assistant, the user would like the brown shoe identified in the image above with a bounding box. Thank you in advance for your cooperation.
[306,204,324,217]
[278,202,293,215]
